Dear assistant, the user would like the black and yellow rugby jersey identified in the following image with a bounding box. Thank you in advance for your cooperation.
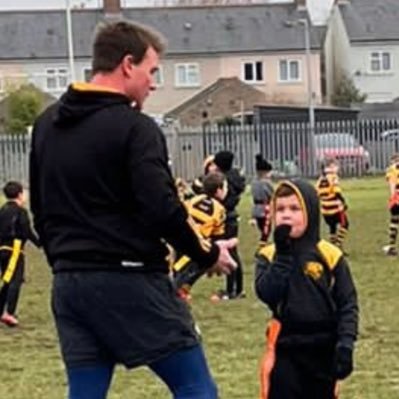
[386,162,399,193]
[186,194,225,239]
[316,172,345,215]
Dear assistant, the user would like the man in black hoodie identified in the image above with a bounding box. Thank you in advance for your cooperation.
[30,21,236,399]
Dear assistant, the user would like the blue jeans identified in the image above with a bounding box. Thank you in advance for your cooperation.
[67,344,218,399]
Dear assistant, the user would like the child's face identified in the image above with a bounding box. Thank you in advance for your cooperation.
[215,181,228,201]
[17,191,25,205]
[207,162,219,174]
[274,194,307,238]
[327,162,339,174]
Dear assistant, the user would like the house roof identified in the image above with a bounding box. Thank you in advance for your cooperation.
[339,0,399,43]
[0,4,322,60]
[166,77,265,117]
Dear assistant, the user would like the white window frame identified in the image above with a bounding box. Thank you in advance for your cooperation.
[154,65,164,87]
[278,59,301,82]
[174,63,200,87]
[45,67,69,91]
[241,61,264,83]
[369,51,392,73]
[82,67,92,82]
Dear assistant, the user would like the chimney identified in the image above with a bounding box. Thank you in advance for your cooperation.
[296,0,307,11]
[103,0,122,19]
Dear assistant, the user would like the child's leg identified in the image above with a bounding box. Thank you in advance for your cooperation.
[5,257,24,316]
[304,377,336,399]
[224,223,243,298]
[323,215,338,244]
[336,212,349,250]
[149,344,218,399]
[268,350,302,399]
[387,205,399,254]
[67,364,114,399]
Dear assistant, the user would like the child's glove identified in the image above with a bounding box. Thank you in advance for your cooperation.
[333,345,353,380]
[274,224,292,255]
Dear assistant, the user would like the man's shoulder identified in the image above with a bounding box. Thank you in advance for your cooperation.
[128,111,164,139]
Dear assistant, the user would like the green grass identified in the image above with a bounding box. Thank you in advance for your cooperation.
[1,177,399,398]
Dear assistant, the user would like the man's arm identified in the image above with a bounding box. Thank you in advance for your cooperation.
[29,124,43,241]
[127,116,220,269]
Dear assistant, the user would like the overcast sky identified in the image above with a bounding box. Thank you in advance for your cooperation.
[0,0,157,9]
[0,0,334,24]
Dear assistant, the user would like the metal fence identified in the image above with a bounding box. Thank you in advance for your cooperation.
[1,118,399,186]
[166,118,399,180]
[0,134,30,187]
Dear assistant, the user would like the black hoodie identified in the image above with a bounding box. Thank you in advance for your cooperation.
[255,179,358,350]
[29,84,219,272]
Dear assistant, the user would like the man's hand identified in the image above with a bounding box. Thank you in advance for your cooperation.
[333,345,353,380]
[208,238,238,276]
[274,224,292,255]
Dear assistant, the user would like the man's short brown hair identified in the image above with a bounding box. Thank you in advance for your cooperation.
[92,21,166,74]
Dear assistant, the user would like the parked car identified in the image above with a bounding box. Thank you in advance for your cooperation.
[381,129,399,152]
[299,133,370,175]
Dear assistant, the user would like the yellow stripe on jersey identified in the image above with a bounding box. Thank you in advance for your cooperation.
[317,239,342,270]
[186,216,211,252]
[258,243,276,262]
[173,255,191,272]
[187,194,226,239]
[2,239,22,283]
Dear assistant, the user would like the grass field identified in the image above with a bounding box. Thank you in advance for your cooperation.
[1,177,399,398]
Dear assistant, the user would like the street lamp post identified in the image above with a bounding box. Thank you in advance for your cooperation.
[299,18,315,136]
[285,17,317,176]
[299,18,316,176]
[66,0,76,82]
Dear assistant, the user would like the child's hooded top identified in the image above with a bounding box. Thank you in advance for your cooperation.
[255,179,358,350]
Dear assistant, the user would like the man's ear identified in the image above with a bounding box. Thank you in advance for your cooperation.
[121,54,135,77]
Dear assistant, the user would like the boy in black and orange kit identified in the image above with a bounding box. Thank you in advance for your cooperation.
[173,172,233,300]
[0,181,41,326]
[255,179,358,399]
[316,158,349,253]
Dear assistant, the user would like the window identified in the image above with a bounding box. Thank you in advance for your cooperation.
[175,63,200,87]
[279,59,301,82]
[46,68,69,90]
[154,65,163,87]
[370,51,392,72]
[242,61,263,83]
[83,67,92,82]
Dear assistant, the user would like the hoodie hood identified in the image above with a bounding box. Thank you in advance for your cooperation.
[53,83,131,127]
[273,178,320,251]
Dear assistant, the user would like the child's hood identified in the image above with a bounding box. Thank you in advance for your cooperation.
[277,178,320,249]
